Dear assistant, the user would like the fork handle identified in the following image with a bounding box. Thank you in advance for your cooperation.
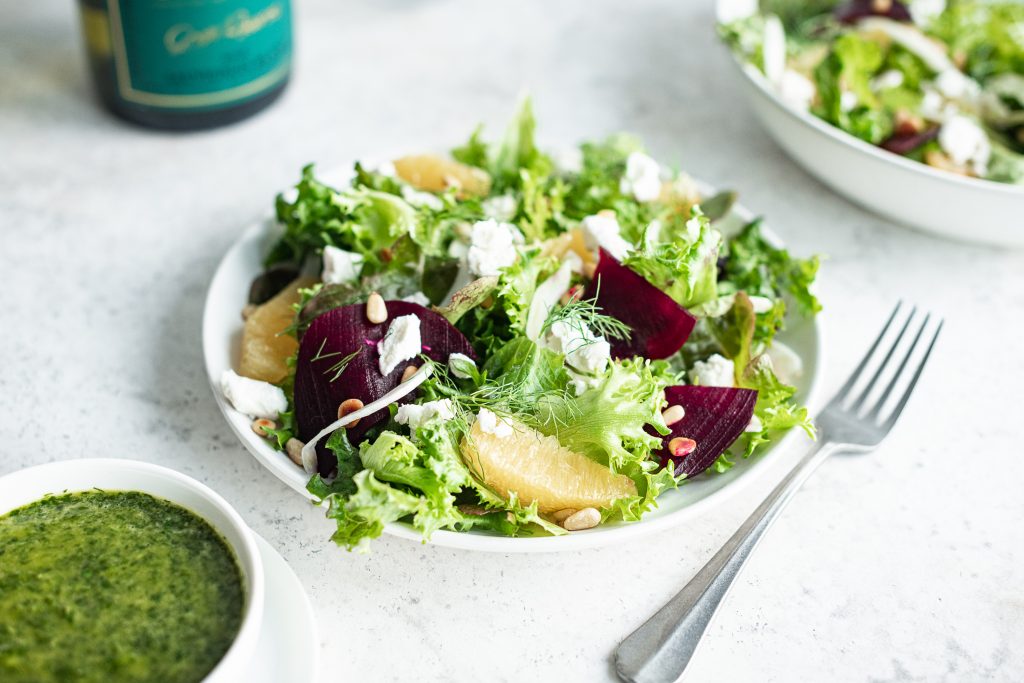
[614,439,838,683]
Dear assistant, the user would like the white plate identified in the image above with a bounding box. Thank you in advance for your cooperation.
[247,533,319,683]
[202,171,823,552]
[716,0,1024,247]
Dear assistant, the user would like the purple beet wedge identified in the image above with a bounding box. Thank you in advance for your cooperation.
[659,385,758,478]
[835,0,912,23]
[582,249,697,360]
[294,301,475,474]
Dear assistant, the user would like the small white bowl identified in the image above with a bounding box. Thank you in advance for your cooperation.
[716,0,1024,247]
[0,459,264,683]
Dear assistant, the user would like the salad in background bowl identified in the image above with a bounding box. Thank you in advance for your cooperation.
[204,101,822,552]
[717,0,1024,246]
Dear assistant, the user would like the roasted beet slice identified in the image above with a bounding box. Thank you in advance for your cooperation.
[835,0,912,23]
[582,249,697,360]
[294,301,475,474]
[658,385,758,478]
[880,126,939,155]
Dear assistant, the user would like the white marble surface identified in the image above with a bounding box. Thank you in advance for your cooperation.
[2,1,1023,681]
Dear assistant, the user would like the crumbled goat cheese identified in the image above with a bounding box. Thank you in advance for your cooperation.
[377,314,422,375]
[765,341,803,385]
[619,152,662,202]
[401,291,431,306]
[935,69,980,104]
[745,414,764,433]
[321,246,364,284]
[482,194,518,222]
[580,212,632,261]
[909,0,945,26]
[396,399,456,429]
[477,408,514,438]
[871,69,905,91]
[401,185,443,210]
[544,319,611,375]
[939,114,990,175]
[366,160,396,177]
[448,353,476,379]
[748,296,775,314]
[778,69,817,110]
[467,219,521,276]
[716,0,758,24]
[840,91,859,113]
[689,354,736,387]
[221,370,288,419]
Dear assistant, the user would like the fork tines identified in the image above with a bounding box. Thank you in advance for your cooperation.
[833,302,943,429]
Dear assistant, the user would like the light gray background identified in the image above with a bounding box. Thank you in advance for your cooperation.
[2,1,1022,681]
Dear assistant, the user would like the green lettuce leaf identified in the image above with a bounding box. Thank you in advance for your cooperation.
[624,207,722,308]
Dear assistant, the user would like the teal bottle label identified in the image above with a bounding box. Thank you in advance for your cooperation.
[106,0,291,110]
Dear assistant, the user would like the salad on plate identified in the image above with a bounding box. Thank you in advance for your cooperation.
[219,101,821,550]
[719,0,1024,184]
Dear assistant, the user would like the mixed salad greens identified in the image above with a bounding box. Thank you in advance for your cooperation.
[720,0,1024,184]
[221,101,821,550]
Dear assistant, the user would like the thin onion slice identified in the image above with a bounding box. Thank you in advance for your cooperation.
[299,364,433,473]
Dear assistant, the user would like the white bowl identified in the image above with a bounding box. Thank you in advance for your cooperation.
[0,459,265,683]
[716,0,1024,247]
[203,169,823,552]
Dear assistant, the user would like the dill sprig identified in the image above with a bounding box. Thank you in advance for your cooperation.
[542,296,631,342]
[324,350,361,382]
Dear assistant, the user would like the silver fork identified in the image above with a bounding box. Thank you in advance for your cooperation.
[614,303,943,683]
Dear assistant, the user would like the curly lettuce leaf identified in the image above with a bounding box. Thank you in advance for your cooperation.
[927,2,1024,83]
[624,207,722,309]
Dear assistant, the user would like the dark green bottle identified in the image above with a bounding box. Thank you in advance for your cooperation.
[77,0,292,130]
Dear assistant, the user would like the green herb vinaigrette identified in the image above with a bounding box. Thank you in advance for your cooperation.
[0,490,244,683]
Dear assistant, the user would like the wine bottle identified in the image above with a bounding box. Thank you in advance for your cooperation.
[77,0,292,130]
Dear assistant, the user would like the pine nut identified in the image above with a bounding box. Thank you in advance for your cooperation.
[337,398,365,427]
[668,437,697,458]
[583,261,597,279]
[561,507,601,531]
[366,292,388,324]
[662,405,686,426]
[285,438,305,467]
[401,365,418,382]
[551,508,577,524]
[251,418,276,436]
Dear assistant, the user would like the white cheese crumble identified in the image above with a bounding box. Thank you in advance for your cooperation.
[544,319,611,375]
[748,296,775,314]
[395,399,456,429]
[448,352,476,379]
[377,314,422,375]
[939,114,990,175]
[871,69,905,91]
[716,0,758,24]
[689,354,735,388]
[909,0,945,26]
[366,159,397,177]
[221,370,288,419]
[619,152,662,202]
[840,91,859,113]
[482,194,518,222]
[745,414,764,433]
[401,291,431,307]
[778,69,817,110]
[762,14,787,86]
[567,368,601,396]
[477,408,514,438]
[580,212,632,261]
[401,185,443,210]
[765,341,803,385]
[935,70,980,105]
[467,219,521,276]
[321,246,364,284]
